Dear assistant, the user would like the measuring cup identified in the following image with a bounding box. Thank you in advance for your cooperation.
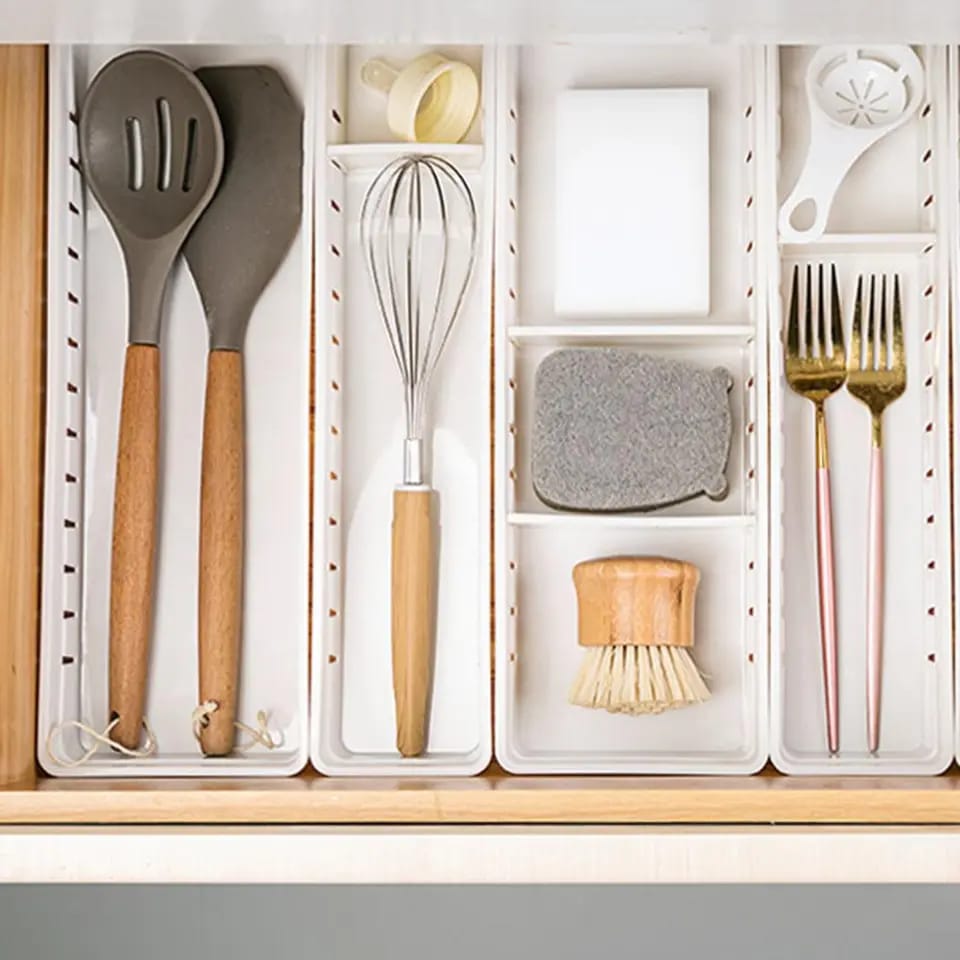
[360,53,480,144]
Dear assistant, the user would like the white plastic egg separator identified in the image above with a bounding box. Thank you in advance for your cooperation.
[779,45,924,243]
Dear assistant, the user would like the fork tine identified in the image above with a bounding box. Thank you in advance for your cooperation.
[786,263,800,356]
[830,263,843,360]
[892,273,905,371]
[865,274,876,370]
[805,262,814,357]
[817,263,826,359]
[878,274,888,369]
[849,274,863,372]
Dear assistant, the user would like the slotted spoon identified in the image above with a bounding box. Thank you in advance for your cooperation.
[79,50,223,750]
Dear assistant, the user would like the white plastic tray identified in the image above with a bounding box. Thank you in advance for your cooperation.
[952,46,960,768]
[38,44,315,777]
[37,39,959,782]
[310,45,494,776]
[769,45,955,775]
[493,44,770,774]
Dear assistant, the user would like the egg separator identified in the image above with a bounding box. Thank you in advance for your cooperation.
[779,45,924,243]
[360,52,479,143]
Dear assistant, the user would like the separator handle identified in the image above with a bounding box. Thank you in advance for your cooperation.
[778,117,881,243]
[778,158,848,243]
[360,58,399,96]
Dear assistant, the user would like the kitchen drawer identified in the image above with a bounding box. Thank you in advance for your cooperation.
[5,28,960,835]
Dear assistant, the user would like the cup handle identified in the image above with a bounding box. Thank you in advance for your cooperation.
[361,58,399,97]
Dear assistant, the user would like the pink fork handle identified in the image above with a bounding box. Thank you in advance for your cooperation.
[866,446,883,754]
[816,466,840,755]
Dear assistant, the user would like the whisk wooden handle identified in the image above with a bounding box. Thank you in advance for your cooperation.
[391,487,435,758]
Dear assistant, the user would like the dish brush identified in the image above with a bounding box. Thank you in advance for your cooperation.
[569,556,709,715]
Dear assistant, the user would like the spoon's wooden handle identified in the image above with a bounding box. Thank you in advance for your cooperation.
[391,487,435,757]
[198,349,244,756]
[109,343,160,751]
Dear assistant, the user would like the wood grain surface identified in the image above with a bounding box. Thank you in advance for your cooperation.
[109,343,160,750]
[392,487,435,757]
[198,349,245,756]
[1,767,960,824]
[0,46,45,788]
[573,556,699,648]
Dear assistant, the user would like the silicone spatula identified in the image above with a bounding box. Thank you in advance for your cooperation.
[183,66,303,756]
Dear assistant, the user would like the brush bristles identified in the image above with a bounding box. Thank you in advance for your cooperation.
[569,645,710,715]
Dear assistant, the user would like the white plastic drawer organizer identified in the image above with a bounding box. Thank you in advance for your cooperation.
[769,46,955,775]
[39,45,314,776]
[311,45,494,776]
[494,45,769,774]
[38,41,959,780]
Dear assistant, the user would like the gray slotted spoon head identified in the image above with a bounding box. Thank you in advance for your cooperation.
[181,65,303,756]
[78,49,223,752]
[80,49,224,344]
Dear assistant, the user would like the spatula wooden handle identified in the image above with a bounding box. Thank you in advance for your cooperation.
[198,349,244,756]
[391,487,435,757]
[109,343,160,750]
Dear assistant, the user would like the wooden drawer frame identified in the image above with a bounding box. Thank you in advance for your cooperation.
[5,45,960,828]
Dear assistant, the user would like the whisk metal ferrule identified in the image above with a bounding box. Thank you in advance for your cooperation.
[403,437,424,486]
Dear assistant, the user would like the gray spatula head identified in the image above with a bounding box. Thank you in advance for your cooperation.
[532,348,733,512]
[183,65,303,350]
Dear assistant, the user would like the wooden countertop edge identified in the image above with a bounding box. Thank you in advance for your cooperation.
[3,774,960,824]
[0,45,46,788]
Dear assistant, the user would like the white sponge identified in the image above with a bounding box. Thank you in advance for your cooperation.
[554,88,710,316]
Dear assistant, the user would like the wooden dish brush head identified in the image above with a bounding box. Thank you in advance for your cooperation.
[569,556,709,715]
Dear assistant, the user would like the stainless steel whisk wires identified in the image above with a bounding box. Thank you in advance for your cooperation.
[359,153,478,757]
[360,154,478,484]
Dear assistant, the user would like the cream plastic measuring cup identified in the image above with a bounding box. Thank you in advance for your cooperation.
[360,53,480,143]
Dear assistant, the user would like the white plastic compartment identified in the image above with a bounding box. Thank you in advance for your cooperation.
[38,44,315,777]
[494,45,769,773]
[311,45,494,776]
[769,46,954,775]
[952,47,960,767]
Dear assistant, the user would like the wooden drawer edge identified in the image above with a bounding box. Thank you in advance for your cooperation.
[3,771,960,824]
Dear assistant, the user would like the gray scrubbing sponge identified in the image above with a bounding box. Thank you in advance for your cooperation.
[532,348,733,512]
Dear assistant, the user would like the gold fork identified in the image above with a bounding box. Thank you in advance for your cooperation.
[785,262,845,756]
[846,274,906,755]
